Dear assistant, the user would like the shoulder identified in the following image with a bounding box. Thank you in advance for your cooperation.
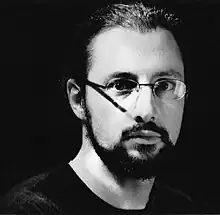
[151,180,198,213]
[0,165,69,214]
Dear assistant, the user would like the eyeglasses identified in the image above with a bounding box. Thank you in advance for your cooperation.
[86,78,187,101]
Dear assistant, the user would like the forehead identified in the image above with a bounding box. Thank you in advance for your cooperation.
[88,27,184,82]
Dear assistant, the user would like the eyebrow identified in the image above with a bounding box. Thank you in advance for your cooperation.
[103,72,137,84]
[151,69,183,80]
[103,69,183,84]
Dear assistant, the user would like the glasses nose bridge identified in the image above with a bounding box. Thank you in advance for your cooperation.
[137,83,155,95]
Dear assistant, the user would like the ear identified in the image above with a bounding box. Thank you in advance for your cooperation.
[66,79,85,120]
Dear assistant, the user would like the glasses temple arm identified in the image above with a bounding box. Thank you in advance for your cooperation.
[86,81,142,122]
[89,84,127,112]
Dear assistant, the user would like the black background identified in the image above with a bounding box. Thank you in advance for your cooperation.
[1,0,220,213]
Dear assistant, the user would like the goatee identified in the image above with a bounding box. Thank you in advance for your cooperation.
[83,101,176,186]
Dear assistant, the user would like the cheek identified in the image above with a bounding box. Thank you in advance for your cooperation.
[86,90,125,145]
[87,90,115,123]
[161,100,184,144]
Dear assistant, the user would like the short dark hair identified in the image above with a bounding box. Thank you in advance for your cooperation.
[61,1,190,98]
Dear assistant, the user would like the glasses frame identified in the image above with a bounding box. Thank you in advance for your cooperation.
[85,78,188,113]
[87,78,187,97]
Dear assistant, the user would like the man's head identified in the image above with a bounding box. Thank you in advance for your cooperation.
[66,1,187,183]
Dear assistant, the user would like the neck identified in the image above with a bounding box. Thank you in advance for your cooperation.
[69,128,155,210]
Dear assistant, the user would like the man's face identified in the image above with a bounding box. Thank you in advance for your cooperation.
[83,27,185,182]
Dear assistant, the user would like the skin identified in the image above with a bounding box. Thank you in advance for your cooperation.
[67,27,185,210]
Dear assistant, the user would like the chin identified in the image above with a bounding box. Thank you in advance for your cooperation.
[128,141,163,158]
[127,150,152,161]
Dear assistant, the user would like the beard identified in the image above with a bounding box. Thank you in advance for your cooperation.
[82,100,176,187]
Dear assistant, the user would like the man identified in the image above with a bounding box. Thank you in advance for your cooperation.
[1,1,197,214]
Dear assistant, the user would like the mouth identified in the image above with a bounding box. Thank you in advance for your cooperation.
[127,136,161,144]
[124,137,162,155]
[123,130,162,146]
[129,130,161,139]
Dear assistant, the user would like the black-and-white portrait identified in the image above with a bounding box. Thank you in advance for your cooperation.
[1,0,220,214]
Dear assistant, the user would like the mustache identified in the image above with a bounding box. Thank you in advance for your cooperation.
[121,121,172,145]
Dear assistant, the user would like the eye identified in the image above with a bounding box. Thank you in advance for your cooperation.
[156,80,175,92]
[107,79,137,92]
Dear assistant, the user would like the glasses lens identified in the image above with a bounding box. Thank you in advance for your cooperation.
[106,78,138,92]
[154,79,186,100]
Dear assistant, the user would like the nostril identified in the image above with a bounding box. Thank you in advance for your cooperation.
[134,115,156,123]
[134,116,144,123]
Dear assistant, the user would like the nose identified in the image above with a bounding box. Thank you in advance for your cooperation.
[130,86,156,122]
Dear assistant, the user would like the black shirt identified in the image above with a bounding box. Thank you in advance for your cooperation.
[0,163,197,214]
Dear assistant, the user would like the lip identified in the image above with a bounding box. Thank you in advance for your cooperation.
[123,131,161,147]
[129,136,160,141]
[124,137,161,149]
[129,130,161,139]
[128,136,161,144]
